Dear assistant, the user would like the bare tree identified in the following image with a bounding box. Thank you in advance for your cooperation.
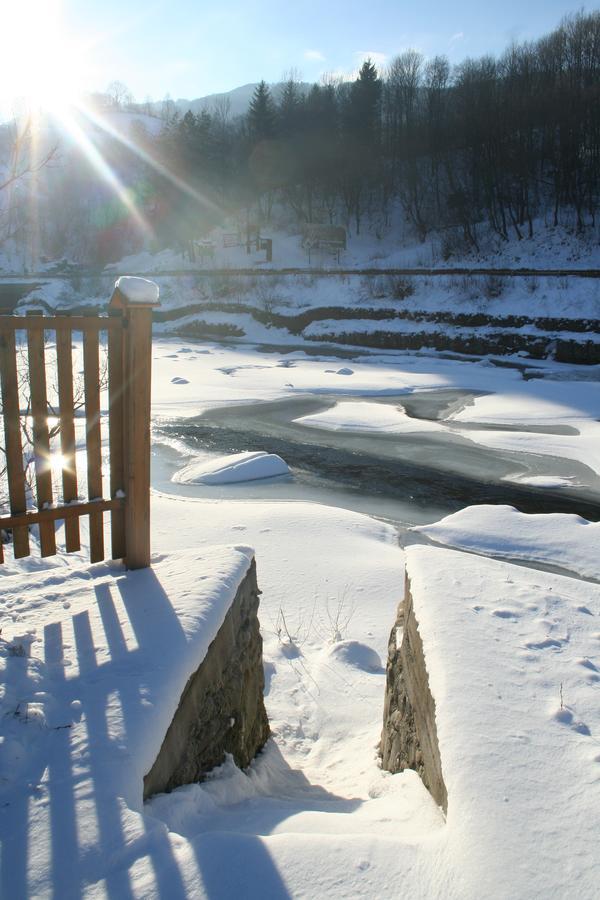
[106,80,134,110]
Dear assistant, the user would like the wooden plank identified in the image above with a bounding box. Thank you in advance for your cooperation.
[0,497,123,529]
[27,322,56,556]
[107,319,126,559]
[83,329,104,563]
[0,329,30,557]
[123,306,153,569]
[0,316,120,333]
[56,328,80,552]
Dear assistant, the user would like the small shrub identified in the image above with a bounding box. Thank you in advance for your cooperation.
[460,274,481,301]
[367,276,387,300]
[525,276,539,294]
[388,276,414,300]
[484,274,505,299]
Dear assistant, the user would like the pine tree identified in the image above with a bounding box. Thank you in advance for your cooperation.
[349,60,382,145]
[278,78,303,138]
[248,81,276,141]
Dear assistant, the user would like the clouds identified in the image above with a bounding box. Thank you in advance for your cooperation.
[304,49,326,62]
[355,50,388,69]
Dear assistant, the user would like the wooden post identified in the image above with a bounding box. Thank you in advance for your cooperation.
[109,280,159,569]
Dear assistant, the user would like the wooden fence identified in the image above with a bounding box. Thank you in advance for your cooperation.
[0,285,157,570]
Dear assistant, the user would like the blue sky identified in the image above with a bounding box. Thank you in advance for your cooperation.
[32,1,599,101]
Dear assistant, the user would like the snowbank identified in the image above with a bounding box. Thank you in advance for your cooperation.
[172,451,290,485]
[294,399,445,433]
[405,543,600,899]
[413,504,600,580]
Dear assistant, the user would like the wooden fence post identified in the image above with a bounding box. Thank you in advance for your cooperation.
[110,279,159,569]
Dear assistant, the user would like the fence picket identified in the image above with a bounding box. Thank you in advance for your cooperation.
[56,328,81,552]
[0,329,30,557]
[83,327,104,563]
[27,321,56,556]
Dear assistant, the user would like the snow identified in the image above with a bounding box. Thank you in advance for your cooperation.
[172,450,290,485]
[504,473,577,488]
[0,545,255,896]
[294,399,445,433]
[115,275,160,304]
[4,490,594,897]
[103,216,600,288]
[447,382,600,478]
[413,504,600,581]
[405,543,600,899]
[149,337,523,419]
[2,329,600,897]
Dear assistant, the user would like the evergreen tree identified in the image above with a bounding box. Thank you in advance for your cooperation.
[278,78,303,138]
[248,81,276,141]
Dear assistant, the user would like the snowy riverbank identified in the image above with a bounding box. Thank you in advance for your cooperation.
[1,338,599,897]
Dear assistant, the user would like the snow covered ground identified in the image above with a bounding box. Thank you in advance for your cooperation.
[107,214,600,278]
[1,335,600,897]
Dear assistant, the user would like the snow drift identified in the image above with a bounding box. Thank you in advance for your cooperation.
[172,451,291,485]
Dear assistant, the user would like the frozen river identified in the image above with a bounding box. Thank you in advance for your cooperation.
[152,386,600,533]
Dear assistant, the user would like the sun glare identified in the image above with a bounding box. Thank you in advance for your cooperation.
[1,1,88,115]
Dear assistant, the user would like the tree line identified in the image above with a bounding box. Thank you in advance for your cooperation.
[148,10,600,256]
[2,10,599,266]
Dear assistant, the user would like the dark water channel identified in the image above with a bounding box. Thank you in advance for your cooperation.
[152,389,600,529]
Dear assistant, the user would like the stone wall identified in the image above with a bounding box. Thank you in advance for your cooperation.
[144,558,269,799]
[380,572,447,812]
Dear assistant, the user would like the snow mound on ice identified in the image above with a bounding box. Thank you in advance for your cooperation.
[294,400,445,434]
[503,473,576,488]
[173,451,291,485]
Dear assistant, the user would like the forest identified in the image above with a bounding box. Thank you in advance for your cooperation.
[1,9,599,265]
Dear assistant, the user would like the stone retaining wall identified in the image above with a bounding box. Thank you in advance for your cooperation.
[380,572,447,812]
[144,558,269,799]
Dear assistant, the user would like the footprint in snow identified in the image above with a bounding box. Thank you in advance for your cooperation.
[577,658,599,672]
[170,377,189,385]
[553,707,591,736]
[526,637,568,650]
[492,608,521,619]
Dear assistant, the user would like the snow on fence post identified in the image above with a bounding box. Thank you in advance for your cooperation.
[109,277,160,570]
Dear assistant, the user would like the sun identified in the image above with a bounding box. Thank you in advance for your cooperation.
[0,1,89,116]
